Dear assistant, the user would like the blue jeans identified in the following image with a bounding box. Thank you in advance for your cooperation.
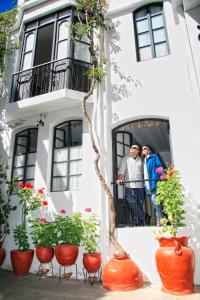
[151,192,164,221]
[125,188,145,224]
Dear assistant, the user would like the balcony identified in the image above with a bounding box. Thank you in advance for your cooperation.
[10,58,91,103]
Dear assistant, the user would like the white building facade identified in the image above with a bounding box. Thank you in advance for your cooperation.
[1,0,200,284]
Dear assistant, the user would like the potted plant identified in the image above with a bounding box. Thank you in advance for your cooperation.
[154,165,195,295]
[0,162,17,266]
[11,182,45,275]
[82,208,102,274]
[54,210,84,268]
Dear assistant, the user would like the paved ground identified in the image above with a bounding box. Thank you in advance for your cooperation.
[0,269,200,300]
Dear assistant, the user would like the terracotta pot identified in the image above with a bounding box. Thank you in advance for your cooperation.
[102,254,143,291]
[155,236,195,295]
[36,246,54,263]
[83,252,102,273]
[55,244,79,266]
[0,241,6,266]
[10,249,34,275]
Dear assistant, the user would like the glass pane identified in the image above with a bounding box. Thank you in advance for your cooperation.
[29,129,38,152]
[39,15,55,26]
[118,185,123,198]
[54,148,68,162]
[153,29,166,43]
[124,134,131,145]
[25,166,35,179]
[135,9,147,20]
[71,121,82,146]
[27,153,36,166]
[69,175,81,190]
[116,133,123,143]
[138,32,150,47]
[117,156,122,169]
[125,145,130,155]
[16,145,26,154]
[59,20,69,41]
[70,146,82,160]
[74,42,90,63]
[14,155,25,167]
[53,162,67,176]
[117,143,123,156]
[25,33,35,51]
[55,138,65,148]
[139,46,152,61]
[22,52,33,70]
[151,15,164,29]
[155,42,168,57]
[57,40,68,60]
[136,19,149,34]
[52,177,67,191]
[55,129,65,148]
[150,5,162,15]
[13,168,24,180]
[69,160,82,175]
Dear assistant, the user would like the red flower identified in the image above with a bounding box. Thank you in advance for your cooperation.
[60,209,66,214]
[160,174,168,181]
[38,188,44,194]
[85,208,92,213]
[25,182,33,189]
[40,218,47,223]
[169,172,174,177]
[42,200,48,206]
[18,182,24,188]
[156,167,164,174]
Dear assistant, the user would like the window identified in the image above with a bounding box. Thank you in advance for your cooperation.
[51,120,82,192]
[12,129,38,187]
[133,3,169,61]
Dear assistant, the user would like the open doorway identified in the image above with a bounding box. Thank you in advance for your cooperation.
[112,119,171,228]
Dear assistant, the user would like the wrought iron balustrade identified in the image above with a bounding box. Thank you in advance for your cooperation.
[10,58,91,102]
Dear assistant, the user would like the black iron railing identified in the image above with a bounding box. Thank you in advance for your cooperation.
[10,58,92,102]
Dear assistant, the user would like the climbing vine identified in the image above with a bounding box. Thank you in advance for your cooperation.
[73,0,126,255]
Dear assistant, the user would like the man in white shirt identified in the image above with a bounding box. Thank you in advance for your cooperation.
[116,144,145,225]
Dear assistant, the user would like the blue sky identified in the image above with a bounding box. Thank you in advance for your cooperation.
[0,0,17,13]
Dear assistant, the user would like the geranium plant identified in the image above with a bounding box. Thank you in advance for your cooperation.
[82,208,100,253]
[155,165,185,236]
[13,183,45,251]
[30,218,56,247]
[54,210,84,246]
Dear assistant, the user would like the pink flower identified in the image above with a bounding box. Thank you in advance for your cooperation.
[170,163,175,170]
[60,209,66,214]
[25,182,33,189]
[156,167,164,174]
[18,182,24,188]
[85,208,92,213]
[42,200,48,206]
[38,188,44,194]
[160,174,168,181]
[40,218,47,223]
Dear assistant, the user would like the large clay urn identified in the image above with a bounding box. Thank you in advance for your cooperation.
[155,236,194,295]
[36,246,54,263]
[10,249,34,275]
[83,252,102,273]
[55,244,79,266]
[0,241,6,266]
[102,254,143,291]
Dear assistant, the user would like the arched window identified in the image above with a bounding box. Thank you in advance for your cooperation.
[12,128,38,186]
[51,120,82,192]
[133,3,170,61]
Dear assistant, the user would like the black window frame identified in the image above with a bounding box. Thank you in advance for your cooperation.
[51,120,83,192]
[133,3,170,62]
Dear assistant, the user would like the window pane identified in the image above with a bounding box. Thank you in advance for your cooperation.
[125,145,130,155]
[52,177,67,191]
[117,143,123,156]
[136,19,149,34]
[16,136,27,154]
[57,40,68,60]
[116,133,123,143]
[54,148,68,162]
[71,121,82,146]
[27,153,36,166]
[58,20,69,41]
[70,146,82,160]
[13,168,24,180]
[14,155,25,167]
[25,33,35,52]
[151,15,164,29]
[69,160,82,175]
[29,129,38,152]
[150,6,162,15]
[22,52,33,70]
[139,46,152,61]
[69,175,81,189]
[135,9,147,20]
[117,156,122,169]
[74,41,90,62]
[138,32,150,47]
[155,42,168,57]
[124,134,131,145]
[25,166,35,179]
[53,162,67,176]
[153,29,166,43]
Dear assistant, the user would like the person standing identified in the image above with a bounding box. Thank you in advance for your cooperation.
[116,144,145,225]
[142,145,164,226]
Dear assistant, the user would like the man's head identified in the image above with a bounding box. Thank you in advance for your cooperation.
[142,145,152,157]
[130,144,140,158]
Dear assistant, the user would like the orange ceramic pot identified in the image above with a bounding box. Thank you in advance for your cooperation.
[0,241,6,266]
[55,244,79,266]
[36,246,54,263]
[102,254,143,291]
[155,236,194,295]
[83,253,102,273]
[10,249,34,275]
